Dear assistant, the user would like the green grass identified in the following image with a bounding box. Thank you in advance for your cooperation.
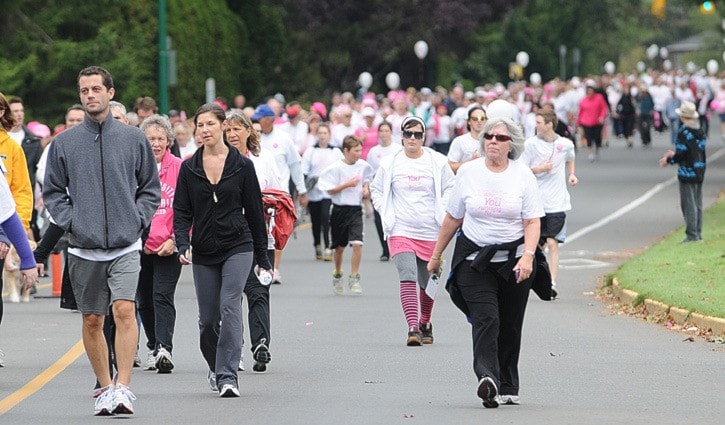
[614,193,725,318]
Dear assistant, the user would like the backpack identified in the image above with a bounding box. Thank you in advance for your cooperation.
[261,189,297,250]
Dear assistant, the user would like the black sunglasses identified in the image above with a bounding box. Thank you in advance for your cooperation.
[483,133,512,142]
[402,130,425,140]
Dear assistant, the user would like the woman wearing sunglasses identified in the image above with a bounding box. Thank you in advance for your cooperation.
[370,116,455,346]
[427,117,543,408]
[448,106,487,174]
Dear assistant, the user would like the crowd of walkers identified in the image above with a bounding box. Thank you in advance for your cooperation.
[0,64,711,414]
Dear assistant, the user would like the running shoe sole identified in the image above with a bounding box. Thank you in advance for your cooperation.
[477,377,499,408]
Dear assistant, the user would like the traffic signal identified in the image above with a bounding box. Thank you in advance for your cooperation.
[700,1,716,14]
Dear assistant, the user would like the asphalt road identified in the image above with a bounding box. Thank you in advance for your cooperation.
[1,128,723,424]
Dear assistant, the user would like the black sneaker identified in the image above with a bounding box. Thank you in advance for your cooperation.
[406,327,422,346]
[477,377,499,408]
[252,342,271,373]
[420,322,434,344]
[379,254,390,262]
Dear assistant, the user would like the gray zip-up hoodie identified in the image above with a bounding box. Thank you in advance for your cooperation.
[43,112,160,250]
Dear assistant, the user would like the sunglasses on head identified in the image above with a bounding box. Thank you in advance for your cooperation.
[402,130,425,140]
[483,133,512,142]
[470,115,487,122]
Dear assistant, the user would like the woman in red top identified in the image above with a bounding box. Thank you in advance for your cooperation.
[577,83,608,162]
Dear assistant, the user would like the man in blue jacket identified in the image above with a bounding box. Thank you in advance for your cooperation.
[43,66,160,416]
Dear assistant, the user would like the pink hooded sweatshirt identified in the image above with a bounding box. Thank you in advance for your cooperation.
[145,149,182,252]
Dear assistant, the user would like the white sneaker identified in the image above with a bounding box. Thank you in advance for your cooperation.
[112,384,136,414]
[9,292,19,303]
[238,352,245,371]
[348,274,363,295]
[332,271,344,295]
[477,376,499,408]
[499,394,520,405]
[143,351,156,371]
[155,347,174,373]
[93,386,115,416]
[219,384,240,398]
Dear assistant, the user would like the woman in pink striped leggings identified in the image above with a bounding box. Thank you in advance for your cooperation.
[370,116,455,346]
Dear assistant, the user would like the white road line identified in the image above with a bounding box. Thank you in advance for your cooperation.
[566,146,725,244]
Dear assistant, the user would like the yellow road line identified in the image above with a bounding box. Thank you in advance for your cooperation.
[0,339,85,416]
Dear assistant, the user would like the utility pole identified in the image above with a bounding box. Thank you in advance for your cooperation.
[158,0,168,114]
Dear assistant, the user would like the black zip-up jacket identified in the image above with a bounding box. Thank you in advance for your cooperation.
[173,143,271,268]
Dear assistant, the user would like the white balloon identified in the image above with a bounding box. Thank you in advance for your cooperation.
[516,51,529,68]
[486,99,516,120]
[604,61,616,74]
[414,40,429,60]
[687,61,698,74]
[646,44,659,60]
[530,72,542,85]
[663,59,672,71]
[659,47,669,59]
[637,61,646,73]
[385,72,400,90]
[358,72,373,90]
[707,59,719,75]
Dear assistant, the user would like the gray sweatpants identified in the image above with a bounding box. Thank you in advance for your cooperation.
[192,252,253,388]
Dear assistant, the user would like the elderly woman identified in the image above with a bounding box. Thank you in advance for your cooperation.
[427,117,543,408]
[137,115,183,373]
[371,116,454,346]
[225,109,280,373]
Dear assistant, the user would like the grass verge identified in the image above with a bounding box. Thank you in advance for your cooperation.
[613,192,724,318]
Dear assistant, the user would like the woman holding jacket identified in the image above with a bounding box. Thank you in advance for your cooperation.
[174,103,272,397]
[137,115,183,373]
[427,117,543,408]
[370,116,455,346]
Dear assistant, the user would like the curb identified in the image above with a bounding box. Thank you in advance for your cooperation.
[611,278,725,336]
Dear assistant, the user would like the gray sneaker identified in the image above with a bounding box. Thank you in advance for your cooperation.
[499,394,520,405]
[348,274,362,295]
[332,271,344,295]
[143,351,156,371]
[207,370,218,392]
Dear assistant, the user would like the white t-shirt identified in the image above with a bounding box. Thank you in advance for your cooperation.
[247,148,282,191]
[366,143,402,173]
[317,159,374,206]
[301,146,344,202]
[520,135,576,213]
[179,143,197,159]
[330,123,356,148]
[447,158,543,261]
[447,133,480,163]
[427,114,453,143]
[7,129,24,145]
[390,154,439,240]
[278,121,309,155]
[260,129,301,189]
[0,169,16,223]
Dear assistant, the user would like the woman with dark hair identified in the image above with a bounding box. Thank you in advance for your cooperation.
[371,116,454,345]
[137,115,183,373]
[301,123,343,261]
[447,105,487,173]
[367,121,402,261]
[174,103,272,397]
[428,116,543,408]
[616,84,637,148]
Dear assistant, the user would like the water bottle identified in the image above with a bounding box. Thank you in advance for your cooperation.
[257,268,273,286]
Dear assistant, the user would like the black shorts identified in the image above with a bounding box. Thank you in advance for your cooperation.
[330,205,364,248]
[540,212,566,242]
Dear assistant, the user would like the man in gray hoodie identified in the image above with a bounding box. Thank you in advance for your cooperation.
[43,66,160,416]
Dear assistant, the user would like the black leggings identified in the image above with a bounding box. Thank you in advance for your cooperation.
[308,199,332,248]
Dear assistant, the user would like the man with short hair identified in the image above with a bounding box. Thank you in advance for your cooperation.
[65,104,85,128]
[7,97,43,238]
[520,108,577,298]
[133,96,157,126]
[44,66,160,416]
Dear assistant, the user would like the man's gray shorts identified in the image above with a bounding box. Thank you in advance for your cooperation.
[68,251,140,315]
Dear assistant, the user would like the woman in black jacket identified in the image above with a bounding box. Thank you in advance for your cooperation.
[174,103,272,398]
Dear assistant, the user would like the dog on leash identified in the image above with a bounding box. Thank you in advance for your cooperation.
[4,240,38,303]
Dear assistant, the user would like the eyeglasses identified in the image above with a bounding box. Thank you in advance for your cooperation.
[470,115,487,122]
[402,130,425,140]
[483,133,512,142]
